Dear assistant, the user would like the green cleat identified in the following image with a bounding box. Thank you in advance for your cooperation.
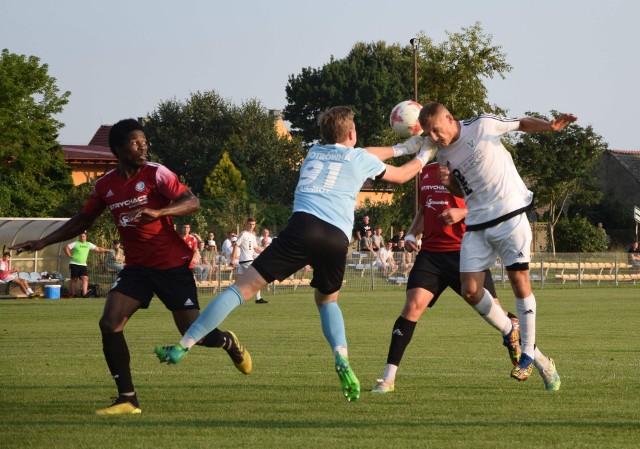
[540,357,561,391]
[154,344,188,365]
[371,378,395,394]
[335,354,360,402]
[511,353,534,381]
[502,318,521,366]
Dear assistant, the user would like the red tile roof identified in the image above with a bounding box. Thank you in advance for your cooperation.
[62,145,116,162]
[88,125,111,147]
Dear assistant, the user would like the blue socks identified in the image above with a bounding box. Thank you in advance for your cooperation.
[319,301,347,350]
[183,285,244,346]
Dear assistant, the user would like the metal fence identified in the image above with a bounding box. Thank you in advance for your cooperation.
[33,249,640,298]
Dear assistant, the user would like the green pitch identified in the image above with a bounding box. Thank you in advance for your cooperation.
[1,288,638,448]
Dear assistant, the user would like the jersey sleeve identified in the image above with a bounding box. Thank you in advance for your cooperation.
[356,148,386,180]
[155,164,188,201]
[82,186,107,218]
[483,115,520,136]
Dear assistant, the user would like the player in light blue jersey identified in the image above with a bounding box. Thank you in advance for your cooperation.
[155,106,436,402]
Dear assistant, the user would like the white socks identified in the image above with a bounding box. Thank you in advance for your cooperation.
[473,289,513,335]
[515,294,536,358]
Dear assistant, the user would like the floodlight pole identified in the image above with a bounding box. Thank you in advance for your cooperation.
[410,37,420,214]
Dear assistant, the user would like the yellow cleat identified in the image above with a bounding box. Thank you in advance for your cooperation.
[226,331,252,375]
[95,397,142,415]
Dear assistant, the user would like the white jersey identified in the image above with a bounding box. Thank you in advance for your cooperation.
[235,231,259,263]
[436,114,533,227]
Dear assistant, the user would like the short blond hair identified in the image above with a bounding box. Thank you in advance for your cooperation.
[318,106,355,144]
[418,102,448,128]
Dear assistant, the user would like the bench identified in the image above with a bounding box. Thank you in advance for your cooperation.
[555,272,640,285]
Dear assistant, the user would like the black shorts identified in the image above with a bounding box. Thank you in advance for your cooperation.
[406,250,497,307]
[69,264,88,278]
[252,212,349,295]
[110,263,199,311]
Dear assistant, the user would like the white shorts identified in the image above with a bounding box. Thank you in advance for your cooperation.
[2,273,18,282]
[237,260,253,275]
[460,213,531,272]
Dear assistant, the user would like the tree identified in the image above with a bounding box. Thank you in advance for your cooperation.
[0,49,73,217]
[554,216,608,253]
[284,23,512,225]
[509,111,607,253]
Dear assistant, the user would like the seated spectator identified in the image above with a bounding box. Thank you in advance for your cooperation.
[359,229,375,257]
[193,241,211,282]
[0,251,35,298]
[202,240,218,282]
[220,232,237,265]
[391,230,405,249]
[393,239,413,276]
[206,232,217,252]
[106,240,125,273]
[371,228,384,252]
[375,242,398,277]
[297,265,312,280]
[628,241,640,269]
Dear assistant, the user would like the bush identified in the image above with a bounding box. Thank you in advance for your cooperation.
[554,216,608,252]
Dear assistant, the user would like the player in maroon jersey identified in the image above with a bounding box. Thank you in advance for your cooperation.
[11,119,251,415]
[371,162,520,393]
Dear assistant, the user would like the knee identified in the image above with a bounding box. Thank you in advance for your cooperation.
[99,315,119,333]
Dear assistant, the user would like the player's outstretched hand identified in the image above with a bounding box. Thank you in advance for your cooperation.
[550,113,578,131]
[9,240,45,253]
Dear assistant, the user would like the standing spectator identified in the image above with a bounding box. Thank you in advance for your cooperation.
[628,241,640,268]
[11,118,251,415]
[0,251,35,298]
[106,240,125,274]
[180,224,199,269]
[65,232,110,297]
[354,215,372,242]
[596,222,610,249]
[371,228,385,252]
[231,218,267,303]
[421,101,574,381]
[220,232,236,265]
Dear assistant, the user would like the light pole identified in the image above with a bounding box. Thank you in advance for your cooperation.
[410,37,420,214]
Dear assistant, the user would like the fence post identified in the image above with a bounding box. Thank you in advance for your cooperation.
[369,252,375,291]
[539,252,544,289]
[578,253,582,287]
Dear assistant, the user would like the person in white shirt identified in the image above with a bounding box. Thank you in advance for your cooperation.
[231,218,267,303]
[419,101,576,383]
[220,232,236,266]
[375,241,397,277]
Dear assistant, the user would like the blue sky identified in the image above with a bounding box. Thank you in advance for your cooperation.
[2,0,637,150]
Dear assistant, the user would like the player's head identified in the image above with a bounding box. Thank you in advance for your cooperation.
[246,218,257,231]
[318,106,356,145]
[2,251,10,259]
[109,118,146,158]
[418,102,458,147]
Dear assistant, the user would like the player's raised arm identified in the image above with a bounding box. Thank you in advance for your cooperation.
[518,114,577,133]
[380,139,438,184]
[10,212,96,253]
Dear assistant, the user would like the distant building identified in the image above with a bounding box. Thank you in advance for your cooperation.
[62,125,116,185]
[598,149,640,210]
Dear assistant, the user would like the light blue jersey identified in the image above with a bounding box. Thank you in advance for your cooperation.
[293,143,386,240]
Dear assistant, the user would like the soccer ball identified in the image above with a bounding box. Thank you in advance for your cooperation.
[389,100,423,138]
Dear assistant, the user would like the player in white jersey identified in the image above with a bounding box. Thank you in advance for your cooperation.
[155,106,437,402]
[419,102,576,382]
[231,217,267,303]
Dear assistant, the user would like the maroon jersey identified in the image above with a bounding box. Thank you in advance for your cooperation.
[83,162,193,270]
[420,162,466,252]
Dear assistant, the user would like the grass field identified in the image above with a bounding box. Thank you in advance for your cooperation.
[1,287,639,449]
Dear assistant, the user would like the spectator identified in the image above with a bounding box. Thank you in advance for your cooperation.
[220,232,236,265]
[65,232,110,297]
[206,232,218,253]
[371,228,385,252]
[394,239,413,277]
[180,223,199,275]
[359,229,375,256]
[202,239,219,281]
[0,251,35,298]
[628,241,640,269]
[391,230,405,249]
[354,215,372,242]
[193,241,211,282]
[231,218,267,303]
[106,240,125,273]
[260,228,272,248]
[375,241,398,277]
[596,222,610,249]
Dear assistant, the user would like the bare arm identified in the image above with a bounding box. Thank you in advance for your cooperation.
[404,206,424,253]
[123,189,199,225]
[518,114,577,133]
[11,213,97,253]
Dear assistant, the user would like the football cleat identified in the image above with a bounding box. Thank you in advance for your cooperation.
[225,331,252,375]
[540,357,561,391]
[95,396,141,415]
[335,354,360,402]
[502,318,521,366]
[154,344,188,365]
[371,378,395,394]
[511,353,534,381]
